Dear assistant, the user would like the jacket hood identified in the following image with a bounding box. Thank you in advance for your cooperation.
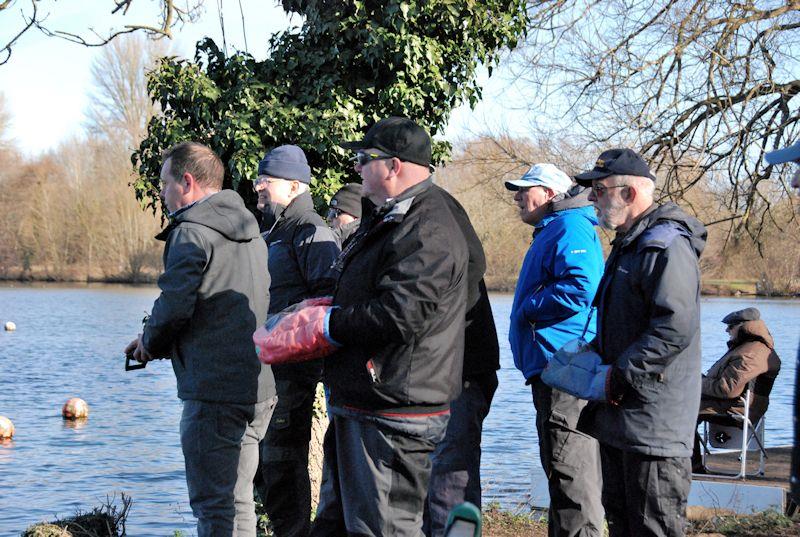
[621,202,707,257]
[731,319,775,349]
[552,184,594,212]
[173,190,261,242]
[537,185,598,231]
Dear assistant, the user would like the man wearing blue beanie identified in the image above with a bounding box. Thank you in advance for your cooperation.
[253,144,341,537]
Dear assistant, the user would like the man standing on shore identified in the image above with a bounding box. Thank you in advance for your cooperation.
[253,144,340,537]
[506,163,605,537]
[764,140,800,506]
[574,149,707,537]
[124,142,275,537]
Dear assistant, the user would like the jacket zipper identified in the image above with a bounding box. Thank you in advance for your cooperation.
[366,359,379,384]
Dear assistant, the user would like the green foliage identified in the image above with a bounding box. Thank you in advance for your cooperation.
[133,0,527,212]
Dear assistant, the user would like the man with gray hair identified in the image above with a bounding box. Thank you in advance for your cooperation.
[573,148,707,537]
[253,144,341,537]
[506,163,605,536]
[125,142,275,536]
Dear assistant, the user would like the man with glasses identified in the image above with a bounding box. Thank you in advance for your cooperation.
[326,183,362,245]
[764,140,800,507]
[505,163,605,536]
[252,144,340,537]
[572,148,707,537]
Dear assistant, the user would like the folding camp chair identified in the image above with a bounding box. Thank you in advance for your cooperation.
[696,381,768,479]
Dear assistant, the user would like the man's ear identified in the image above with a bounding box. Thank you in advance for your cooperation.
[181,172,196,193]
[623,184,635,203]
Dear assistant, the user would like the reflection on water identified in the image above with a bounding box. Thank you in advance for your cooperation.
[0,284,797,532]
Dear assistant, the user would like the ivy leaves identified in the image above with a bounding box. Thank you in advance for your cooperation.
[133,0,527,213]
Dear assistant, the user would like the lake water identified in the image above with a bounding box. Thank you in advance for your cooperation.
[0,284,797,534]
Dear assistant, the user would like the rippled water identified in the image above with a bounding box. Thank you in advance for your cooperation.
[0,284,797,534]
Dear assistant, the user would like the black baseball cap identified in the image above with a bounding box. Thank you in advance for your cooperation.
[574,148,656,186]
[340,117,432,168]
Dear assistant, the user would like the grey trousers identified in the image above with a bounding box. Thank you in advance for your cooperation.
[311,405,449,537]
[181,397,277,537]
[599,443,691,537]
[531,377,604,537]
[423,373,497,537]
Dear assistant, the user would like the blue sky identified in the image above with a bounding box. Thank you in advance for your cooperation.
[0,0,525,156]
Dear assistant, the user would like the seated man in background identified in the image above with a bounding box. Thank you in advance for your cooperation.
[693,307,781,471]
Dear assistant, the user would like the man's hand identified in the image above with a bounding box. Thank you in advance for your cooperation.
[124,334,155,363]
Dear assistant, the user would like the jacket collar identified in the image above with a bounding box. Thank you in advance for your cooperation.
[370,175,433,225]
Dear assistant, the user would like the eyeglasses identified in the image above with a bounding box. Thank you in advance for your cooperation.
[350,152,394,167]
[326,207,343,220]
[252,177,281,192]
[591,183,628,197]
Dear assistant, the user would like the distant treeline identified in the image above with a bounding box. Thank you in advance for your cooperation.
[0,136,797,296]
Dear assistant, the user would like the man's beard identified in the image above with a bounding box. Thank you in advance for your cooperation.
[598,198,628,231]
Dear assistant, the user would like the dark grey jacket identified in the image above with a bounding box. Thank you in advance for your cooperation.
[590,202,707,457]
[143,190,274,404]
[261,192,340,314]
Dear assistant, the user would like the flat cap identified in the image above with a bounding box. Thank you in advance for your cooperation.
[721,307,761,325]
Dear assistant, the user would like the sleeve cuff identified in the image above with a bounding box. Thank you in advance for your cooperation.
[324,307,342,347]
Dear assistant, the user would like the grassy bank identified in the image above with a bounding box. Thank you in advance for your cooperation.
[23,497,800,536]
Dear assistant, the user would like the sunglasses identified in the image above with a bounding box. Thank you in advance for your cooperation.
[350,152,394,167]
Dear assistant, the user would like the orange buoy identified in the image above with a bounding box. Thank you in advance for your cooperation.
[62,398,89,420]
[0,415,14,438]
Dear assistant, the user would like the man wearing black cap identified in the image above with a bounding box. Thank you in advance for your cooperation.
[327,183,362,245]
[305,117,469,536]
[691,307,781,472]
[765,141,800,505]
[573,148,707,537]
[253,144,341,537]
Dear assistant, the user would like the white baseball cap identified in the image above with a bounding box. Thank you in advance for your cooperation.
[504,163,573,194]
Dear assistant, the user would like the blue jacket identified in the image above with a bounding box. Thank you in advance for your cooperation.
[509,190,604,381]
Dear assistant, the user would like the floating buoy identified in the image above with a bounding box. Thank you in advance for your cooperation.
[0,415,14,438]
[62,398,89,420]
[4,321,15,331]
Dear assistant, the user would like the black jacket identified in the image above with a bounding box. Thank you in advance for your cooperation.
[143,190,274,404]
[261,191,340,382]
[326,177,469,413]
[435,185,499,377]
[261,191,340,314]
[590,202,707,457]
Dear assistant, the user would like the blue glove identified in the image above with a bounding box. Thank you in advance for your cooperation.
[541,338,611,401]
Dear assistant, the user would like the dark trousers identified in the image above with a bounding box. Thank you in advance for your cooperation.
[423,373,497,537]
[599,443,691,537]
[181,398,276,537]
[256,373,320,537]
[531,377,604,537]
[311,406,449,537]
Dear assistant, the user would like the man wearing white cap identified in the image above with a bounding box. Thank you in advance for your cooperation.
[506,163,605,536]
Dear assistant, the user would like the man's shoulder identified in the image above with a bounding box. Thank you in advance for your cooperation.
[636,221,689,252]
